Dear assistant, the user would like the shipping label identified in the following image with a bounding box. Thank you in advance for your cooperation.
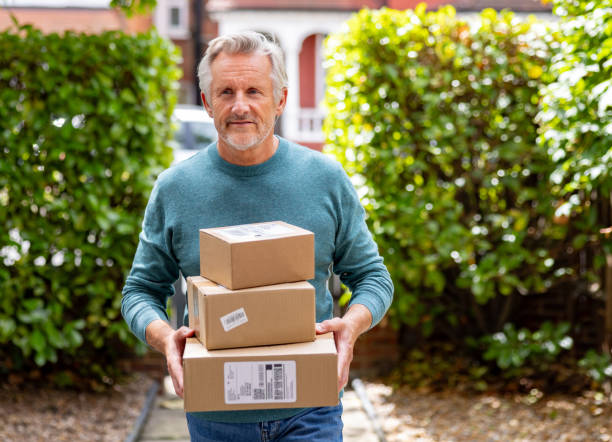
[220,307,248,332]
[219,223,295,241]
[224,361,297,404]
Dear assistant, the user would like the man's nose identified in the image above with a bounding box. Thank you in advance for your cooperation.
[231,92,249,116]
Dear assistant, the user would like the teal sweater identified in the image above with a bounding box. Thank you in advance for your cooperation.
[121,137,393,423]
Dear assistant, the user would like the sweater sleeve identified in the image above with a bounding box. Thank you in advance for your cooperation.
[121,177,180,345]
[332,166,394,329]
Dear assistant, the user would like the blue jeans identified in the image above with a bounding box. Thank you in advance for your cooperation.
[186,403,344,441]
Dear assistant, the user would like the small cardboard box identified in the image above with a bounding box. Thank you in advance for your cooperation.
[199,221,314,290]
[183,333,338,412]
[187,276,315,350]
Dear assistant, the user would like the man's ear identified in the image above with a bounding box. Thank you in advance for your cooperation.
[201,92,214,118]
[275,88,288,117]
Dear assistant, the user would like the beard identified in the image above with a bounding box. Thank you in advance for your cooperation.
[220,115,275,151]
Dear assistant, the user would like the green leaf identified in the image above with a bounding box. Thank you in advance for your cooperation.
[30,329,46,352]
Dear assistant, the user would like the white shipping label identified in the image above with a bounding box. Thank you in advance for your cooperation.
[224,361,297,404]
[220,307,248,332]
[219,223,295,241]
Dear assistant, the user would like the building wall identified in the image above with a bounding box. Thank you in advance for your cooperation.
[0,8,151,33]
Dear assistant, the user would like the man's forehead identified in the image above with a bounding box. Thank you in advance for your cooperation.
[210,52,274,85]
[212,51,271,68]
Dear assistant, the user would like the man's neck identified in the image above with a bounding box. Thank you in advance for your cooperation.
[217,135,279,166]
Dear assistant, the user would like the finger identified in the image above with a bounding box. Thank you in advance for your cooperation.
[166,356,184,397]
[172,371,184,398]
[175,371,184,398]
[336,344,353,392]
[337,356,350,392]
[315,323,327,334]
[317,317,344,333]
[177,326,195,338]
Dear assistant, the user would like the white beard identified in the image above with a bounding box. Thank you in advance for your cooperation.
[220,116,275,152]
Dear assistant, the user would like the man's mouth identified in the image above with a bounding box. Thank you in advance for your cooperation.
[227,119,254,126]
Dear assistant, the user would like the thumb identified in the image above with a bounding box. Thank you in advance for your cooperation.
[316,322,328,334]
[178,326,195,338]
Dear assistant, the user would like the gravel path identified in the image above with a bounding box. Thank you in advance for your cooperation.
[365,382,612,441]
[0,373,153,442]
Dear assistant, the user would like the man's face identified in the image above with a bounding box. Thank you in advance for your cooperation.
[203,51,286,152]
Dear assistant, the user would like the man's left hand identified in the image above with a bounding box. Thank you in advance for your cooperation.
[316,304,372,393]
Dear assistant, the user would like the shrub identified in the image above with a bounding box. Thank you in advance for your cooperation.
[0,23,181,387]
[478,322,573,373]
[324,6,566,338]
[578,349,612,385]
[538,0,612,211]
[537,0,612,282]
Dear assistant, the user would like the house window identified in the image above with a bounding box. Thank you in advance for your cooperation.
[164,0,189,39]
[170,7,181,27]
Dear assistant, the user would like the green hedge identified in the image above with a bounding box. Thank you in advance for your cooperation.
[537,0,612,266]
[324,6,569,338]
[0,24,181,387]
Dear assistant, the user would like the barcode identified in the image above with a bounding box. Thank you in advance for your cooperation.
[220,307,248,332]
[225,310,245,325]
[273,364,285,400]
[266,364,273,399]
[258,365,264,386]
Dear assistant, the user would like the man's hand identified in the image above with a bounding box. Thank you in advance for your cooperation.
[315,304,372,393]
[146,319,195,398]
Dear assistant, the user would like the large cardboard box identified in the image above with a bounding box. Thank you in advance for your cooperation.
[186,276,315,350]
[183,334,338,412]
[199,221,314,290]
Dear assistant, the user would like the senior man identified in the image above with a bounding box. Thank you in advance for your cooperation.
[121,31,393,441]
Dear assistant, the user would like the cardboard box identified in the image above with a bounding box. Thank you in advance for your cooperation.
[187,276,315,350]
[199,221,314,290]
[186,276,218,337]
[183,334,338,412]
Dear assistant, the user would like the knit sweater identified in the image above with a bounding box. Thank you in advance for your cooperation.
[121,137,393,423]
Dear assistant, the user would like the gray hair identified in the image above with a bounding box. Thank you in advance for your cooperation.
[197,31,288,104]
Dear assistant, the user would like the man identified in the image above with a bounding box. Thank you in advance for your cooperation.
[122,31,393,441]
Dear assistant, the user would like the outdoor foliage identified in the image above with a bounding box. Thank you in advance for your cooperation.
[537,0,612,210]
[578,349,612,384]
[324,6,567,339]
[110,0,157,16]
[537,0,612,276]
[0,23,181,387]
[477,321,573,373]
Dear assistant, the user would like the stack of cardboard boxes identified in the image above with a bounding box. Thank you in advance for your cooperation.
[183,221,338,412]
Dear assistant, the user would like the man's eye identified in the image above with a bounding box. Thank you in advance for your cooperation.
[221,89,232,95]
[248,89,259,94]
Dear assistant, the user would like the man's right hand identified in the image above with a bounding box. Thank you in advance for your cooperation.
[146,319,195,398]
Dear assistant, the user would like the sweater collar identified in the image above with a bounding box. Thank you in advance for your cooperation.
[208,136,288,177]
